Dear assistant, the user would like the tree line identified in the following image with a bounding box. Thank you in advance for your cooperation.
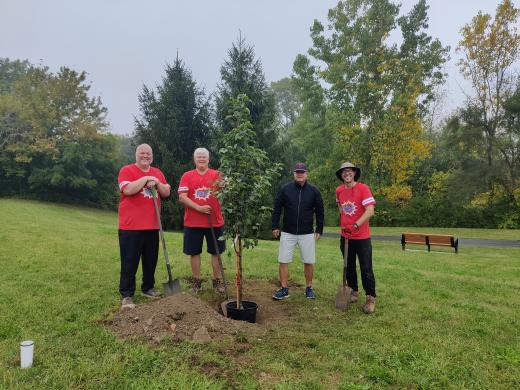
[1,0,519,229]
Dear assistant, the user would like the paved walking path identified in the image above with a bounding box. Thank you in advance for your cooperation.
[321,232,520,248]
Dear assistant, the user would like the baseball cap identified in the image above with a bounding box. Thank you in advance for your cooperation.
[293,162,308,172]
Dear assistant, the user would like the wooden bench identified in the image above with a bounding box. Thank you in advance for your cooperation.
[401,233,458,253]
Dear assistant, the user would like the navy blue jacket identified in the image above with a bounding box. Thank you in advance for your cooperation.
[272,181,324,235]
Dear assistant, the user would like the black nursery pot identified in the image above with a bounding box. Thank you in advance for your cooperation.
[226,301,258,323]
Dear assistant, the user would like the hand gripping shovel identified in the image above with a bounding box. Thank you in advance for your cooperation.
[207,214,231,315]
[335,237,351,311]
[151,188,181,296]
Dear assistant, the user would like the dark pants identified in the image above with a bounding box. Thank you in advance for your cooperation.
[119,229,159,298]
[340,237,376,297]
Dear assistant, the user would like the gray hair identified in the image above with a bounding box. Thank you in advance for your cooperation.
[193,147,209,158]
[136,143,152,153]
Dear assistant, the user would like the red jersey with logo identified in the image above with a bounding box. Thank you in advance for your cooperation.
[118,164,168,230]
[178,169,224,228]
[336,182,375,239]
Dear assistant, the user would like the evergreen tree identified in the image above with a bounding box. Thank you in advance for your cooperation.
[135,56,212,229]
[215,35,279,161]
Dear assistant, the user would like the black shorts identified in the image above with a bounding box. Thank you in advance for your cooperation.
[183,226,226,255]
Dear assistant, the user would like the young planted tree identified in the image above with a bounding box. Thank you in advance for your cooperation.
[216,94,281,308]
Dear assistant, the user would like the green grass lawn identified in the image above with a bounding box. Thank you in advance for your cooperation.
[1,198,519,389]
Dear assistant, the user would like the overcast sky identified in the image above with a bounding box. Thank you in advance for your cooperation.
[0,0,514,135]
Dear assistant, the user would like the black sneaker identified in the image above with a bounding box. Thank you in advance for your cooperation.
[272,287,289,300]
[305,287,316,299]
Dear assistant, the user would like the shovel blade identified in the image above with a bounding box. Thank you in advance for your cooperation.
[220,299,233,317]
[335,285,352,311]
[163,278,181,296]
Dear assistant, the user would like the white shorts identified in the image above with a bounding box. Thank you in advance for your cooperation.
[278,232,316,264]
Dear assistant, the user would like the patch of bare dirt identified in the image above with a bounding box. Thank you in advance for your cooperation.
[110,279,297,344]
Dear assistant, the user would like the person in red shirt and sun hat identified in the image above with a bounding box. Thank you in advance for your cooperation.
[335,162,377,314]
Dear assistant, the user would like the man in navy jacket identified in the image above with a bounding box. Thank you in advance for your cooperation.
[271,163,324,300]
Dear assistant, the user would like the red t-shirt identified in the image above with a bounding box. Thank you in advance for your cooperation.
[118,164,168,230]
[178,169,224,228]
[336,182,375,239]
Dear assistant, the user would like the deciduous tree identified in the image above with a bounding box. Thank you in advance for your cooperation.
[457,0,520,190]
[0,59,118,207]
[298,0,448,202]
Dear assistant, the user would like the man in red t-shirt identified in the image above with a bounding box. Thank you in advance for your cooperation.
[118,144,171,310]
[178,147,225,293]
[335,162,377,314]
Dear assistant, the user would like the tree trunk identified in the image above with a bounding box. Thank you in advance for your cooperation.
[234,232,243,309]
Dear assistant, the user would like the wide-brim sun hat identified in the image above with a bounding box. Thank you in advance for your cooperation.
[336,162,361,181]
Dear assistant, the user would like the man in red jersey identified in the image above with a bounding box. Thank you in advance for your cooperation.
[335,162,377,314]
[178,148,225,293]
[118,144,171,310]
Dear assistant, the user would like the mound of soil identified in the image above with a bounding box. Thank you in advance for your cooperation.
[110,279,298,344]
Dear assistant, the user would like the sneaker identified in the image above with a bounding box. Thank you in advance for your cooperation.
[212,278,226,294]
[272,287,289,300]
[304,287,316,299]
[121,297,135,310]
[191,278,202,293]
[141,288,161,298]
[363,295,376,314]
[351,290,359,303]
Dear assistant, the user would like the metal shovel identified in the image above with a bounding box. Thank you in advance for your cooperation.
[207,215,231,315]
[335,237,351,311]
[151,188,181,296]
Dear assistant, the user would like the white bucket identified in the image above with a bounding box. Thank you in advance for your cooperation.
[20,340,34,369]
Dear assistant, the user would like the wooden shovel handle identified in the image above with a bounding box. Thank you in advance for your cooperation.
[343,237,348,289]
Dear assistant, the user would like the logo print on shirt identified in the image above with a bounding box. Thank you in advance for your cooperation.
[341,201,357,216]
[141,188,155,199]
[194,186,211,200]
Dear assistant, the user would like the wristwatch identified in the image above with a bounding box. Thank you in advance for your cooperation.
[353,223,359,229]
